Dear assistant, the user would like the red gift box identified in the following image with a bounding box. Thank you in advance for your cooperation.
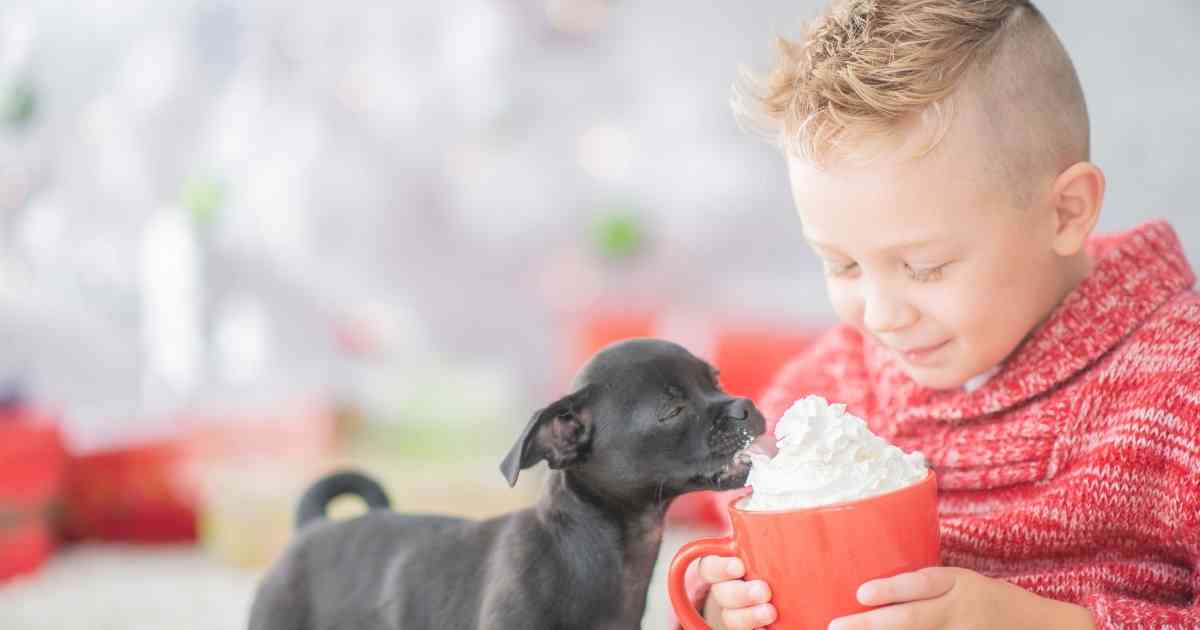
[0,408,68,581]
[60,399,337,544]
[568,306,819,529]
[60,437,198,543]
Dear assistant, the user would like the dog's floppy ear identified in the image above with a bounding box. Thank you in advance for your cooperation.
[500,385,596,487]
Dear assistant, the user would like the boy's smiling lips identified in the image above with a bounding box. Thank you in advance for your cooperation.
[893,339,953,365]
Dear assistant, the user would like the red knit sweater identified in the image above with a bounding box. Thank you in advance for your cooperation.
[681,221,1199,629]
[681,220,1195,628]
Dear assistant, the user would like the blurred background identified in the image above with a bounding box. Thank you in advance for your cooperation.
[0,0,1196,628]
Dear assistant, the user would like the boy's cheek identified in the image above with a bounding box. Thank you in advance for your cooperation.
[825,287,863,325]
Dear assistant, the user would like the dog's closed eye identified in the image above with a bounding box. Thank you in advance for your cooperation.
[659,404,687,422]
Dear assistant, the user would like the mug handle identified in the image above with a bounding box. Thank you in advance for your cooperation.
[668,536,739,630]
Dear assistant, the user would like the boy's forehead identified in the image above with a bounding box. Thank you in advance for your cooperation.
[787,105,1017,251]
[801,222,962,257]
[790,156,983,237]
[802,226,948,253]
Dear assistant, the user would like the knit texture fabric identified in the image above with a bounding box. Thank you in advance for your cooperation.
[684,221,1199,629]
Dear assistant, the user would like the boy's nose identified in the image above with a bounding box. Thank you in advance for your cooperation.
[861,286,918,333]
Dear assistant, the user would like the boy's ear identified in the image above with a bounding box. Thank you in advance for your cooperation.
[1049,161,1105,257]
[500,385,596,487]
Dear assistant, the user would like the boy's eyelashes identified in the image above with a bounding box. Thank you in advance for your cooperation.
[820,259,951,282]
[905,262,951,282]
[821,260,859,277]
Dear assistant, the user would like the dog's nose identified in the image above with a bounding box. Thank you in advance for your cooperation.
[726,399,750,421]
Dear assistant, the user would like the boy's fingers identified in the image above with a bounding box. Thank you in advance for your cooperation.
[856,567,957,606]
[697,555,744,582]
[720,603,777,630]
[710,580,772,609]
[829,597,949,630]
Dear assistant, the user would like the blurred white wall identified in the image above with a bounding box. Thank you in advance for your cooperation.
[0,0,1195,446]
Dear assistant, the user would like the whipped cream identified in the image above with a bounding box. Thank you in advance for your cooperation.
[741,395,927,511]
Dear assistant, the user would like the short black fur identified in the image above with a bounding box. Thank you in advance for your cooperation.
[248,338,767,630]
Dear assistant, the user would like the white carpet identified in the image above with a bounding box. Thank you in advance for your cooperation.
[0,546,261,630]
[0,524,717,629]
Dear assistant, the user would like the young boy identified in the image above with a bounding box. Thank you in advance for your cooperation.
[684,1,1199,629]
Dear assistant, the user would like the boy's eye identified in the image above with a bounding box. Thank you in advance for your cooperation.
[906,263,948,282]
[822,260,859,277]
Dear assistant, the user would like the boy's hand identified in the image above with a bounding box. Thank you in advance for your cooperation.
[828,567,1097,630]
[694,555,776,629]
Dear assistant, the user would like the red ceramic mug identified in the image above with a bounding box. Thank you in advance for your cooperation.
[668,471,940,630]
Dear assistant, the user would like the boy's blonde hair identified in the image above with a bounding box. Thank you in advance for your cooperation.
[736,0,1089,192]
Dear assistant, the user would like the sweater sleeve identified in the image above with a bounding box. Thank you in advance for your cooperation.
[1081,474,1200,630]
[1081,358,1200,629]
[1084,593,1200,630]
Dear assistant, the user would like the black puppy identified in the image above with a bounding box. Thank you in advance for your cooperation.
[248,338,766,630]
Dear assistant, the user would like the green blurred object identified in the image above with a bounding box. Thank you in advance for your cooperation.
[345,360,523,463]
[590,209,644,261]
[344,420,501,461]
[1,78,37,129]
[183,175,226,227]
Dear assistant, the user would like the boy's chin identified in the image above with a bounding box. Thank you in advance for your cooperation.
[900,365,972,391]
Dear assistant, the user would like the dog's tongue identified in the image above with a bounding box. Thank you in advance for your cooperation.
[734,433,779,467]
[745,433,779,458]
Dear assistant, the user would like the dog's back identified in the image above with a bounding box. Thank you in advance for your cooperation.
[250,509,516,630]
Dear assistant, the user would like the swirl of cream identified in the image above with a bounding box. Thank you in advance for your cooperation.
[741,395,927,511]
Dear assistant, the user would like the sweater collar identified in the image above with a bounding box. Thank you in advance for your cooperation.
[866,220,1195,423]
